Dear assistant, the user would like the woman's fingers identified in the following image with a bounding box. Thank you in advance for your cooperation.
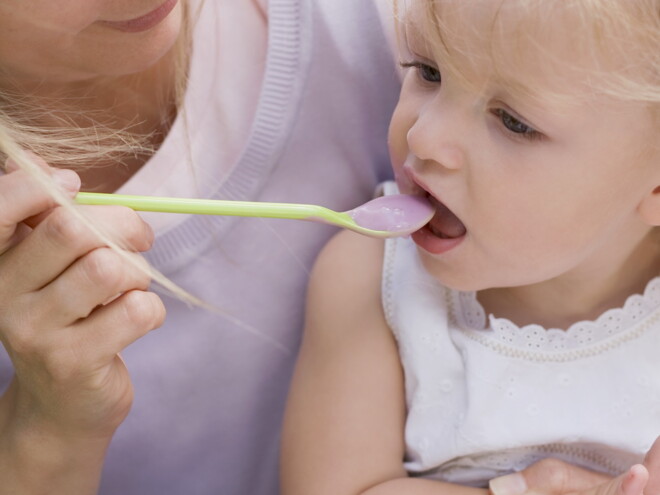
[0,204,154,295]
[14,291,165,386]
[489,456,655,495]
[31,248,153,329]
[70,290,166,364]
[0,154,164,461]
[2,289,164,397]
[642,436,660,495]
[490,459,611,495]
[618,465,648,495]
[2,290,165,438]
[0,167,80,252]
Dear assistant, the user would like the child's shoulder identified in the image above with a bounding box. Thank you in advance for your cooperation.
[311,230,385,293]
[306,230,388,332]
[315,228,385,263]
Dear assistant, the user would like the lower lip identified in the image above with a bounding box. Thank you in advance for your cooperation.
[98,0,179,33]
[411,225,465,255]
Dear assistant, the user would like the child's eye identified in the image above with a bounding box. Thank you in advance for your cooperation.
[400,61,441,83]
[493,108,542,141]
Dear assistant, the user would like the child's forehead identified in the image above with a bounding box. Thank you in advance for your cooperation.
[400,0,637,106]
[401,0,575,52]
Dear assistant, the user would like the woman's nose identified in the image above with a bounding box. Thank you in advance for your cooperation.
[406,101,466,171]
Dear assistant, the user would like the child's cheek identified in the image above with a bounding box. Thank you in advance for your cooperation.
[387,110,410,168]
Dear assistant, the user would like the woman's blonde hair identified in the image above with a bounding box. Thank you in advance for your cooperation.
[396,0,660,110]
[0,1,204,305]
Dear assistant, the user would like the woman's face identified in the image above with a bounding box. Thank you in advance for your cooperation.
[0,0,182,83]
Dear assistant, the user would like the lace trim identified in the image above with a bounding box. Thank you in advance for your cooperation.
[413,443,637,482]
[452,276,660,353]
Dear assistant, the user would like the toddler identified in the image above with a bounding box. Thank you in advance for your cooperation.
[281,1,660,494]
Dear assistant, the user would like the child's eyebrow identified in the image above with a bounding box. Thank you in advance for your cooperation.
[402,15,580,111]
[397,19,425,56]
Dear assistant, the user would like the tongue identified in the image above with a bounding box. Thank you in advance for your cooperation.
[429,200,466,238]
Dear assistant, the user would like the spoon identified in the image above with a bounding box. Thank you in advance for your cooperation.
[75,192,434,238]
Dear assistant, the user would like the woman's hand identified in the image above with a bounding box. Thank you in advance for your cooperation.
[0,156,165,493]
[490,437,660,495]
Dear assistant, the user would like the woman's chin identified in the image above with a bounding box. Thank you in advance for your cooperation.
[87,8,183,77]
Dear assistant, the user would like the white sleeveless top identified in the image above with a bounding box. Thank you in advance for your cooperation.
[382,233,660,486]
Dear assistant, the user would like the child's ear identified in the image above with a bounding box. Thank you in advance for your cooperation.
[638,185,660,226]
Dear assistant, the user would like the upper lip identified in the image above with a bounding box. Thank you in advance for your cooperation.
[400,165,429,197]
[405,168,463,225]
[99,0,176,29]
[405,169,441,208]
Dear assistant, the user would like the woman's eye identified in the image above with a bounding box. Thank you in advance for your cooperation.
[400,61,441,83]
[493,108,541,140]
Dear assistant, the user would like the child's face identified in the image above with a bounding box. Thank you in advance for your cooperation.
[389,0,659,291]
[0,0,182,83]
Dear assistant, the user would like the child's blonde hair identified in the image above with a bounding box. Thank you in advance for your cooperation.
[397,0,660,114]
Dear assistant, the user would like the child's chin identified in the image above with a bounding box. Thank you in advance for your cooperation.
[416,251,488,292]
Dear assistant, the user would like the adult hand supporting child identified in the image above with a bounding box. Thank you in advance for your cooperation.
[491,437,660,495]
[0,158,165,493]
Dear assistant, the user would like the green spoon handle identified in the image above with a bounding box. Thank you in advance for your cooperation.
[75,192,348,223]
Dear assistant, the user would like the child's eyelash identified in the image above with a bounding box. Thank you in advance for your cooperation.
[400,61,543,143]
[492,109,544,142]
[400,61,441,83]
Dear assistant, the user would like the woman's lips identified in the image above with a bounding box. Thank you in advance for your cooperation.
[98,0,178,33]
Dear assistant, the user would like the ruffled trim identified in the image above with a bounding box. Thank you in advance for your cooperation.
[453,277,660,352]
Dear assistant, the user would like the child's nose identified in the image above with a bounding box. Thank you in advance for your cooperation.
[406,102,466,171]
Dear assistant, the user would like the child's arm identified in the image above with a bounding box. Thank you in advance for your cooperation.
[280,230,487,495]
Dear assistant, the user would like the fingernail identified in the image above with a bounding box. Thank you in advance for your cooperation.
[489,473,528,495]
[4,158,19,172]
[52,169,81,193]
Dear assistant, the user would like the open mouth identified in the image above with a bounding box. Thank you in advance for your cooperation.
[410,192,466,255]
[425,194,466,239]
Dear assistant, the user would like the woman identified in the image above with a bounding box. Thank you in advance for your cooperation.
[0,0,400,492]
